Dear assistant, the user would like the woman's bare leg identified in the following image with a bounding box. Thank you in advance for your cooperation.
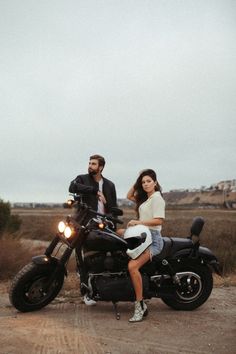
[128,251,151,301]
[116,228,125,236]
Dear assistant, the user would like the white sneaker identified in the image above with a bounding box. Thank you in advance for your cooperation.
[83,295,96,306]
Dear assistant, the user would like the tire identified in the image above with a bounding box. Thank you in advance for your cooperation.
[161,263,213,311]
[9,262,64,312]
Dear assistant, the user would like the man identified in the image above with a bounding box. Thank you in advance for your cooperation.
[69,154,117,305]
[69,154,117,215]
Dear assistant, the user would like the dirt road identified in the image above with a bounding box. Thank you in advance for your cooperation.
[0,277,235,354]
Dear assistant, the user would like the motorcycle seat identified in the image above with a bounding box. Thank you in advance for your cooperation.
[152,237,193,261]
[153,237,172,260]
[169,237,193,254]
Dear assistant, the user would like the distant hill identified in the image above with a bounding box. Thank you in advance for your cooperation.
[118,190,236,209]
[163,190,236,209]
[11,179,236,210]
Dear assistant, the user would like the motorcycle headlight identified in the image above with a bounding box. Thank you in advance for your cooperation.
[58,221,66,233]
[64,226,73,239]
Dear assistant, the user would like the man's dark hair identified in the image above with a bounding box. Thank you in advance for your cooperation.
[90,154,106,168]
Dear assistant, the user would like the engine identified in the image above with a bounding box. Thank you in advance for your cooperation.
[83,249,152,302]
[83,250,128,273]
[92,273,151,302]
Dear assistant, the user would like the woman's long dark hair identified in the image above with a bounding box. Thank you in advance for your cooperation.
[133,169,162,216]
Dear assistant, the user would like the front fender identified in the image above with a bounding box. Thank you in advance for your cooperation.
[32,254,58,265]
[32,255,67,276]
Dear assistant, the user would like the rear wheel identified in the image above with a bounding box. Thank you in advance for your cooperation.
[9,262,64,312]
[161,263,213,310]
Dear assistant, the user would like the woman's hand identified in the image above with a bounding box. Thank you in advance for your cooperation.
[127,219,141,227]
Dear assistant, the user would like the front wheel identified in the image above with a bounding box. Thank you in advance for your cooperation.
[161,263,213,310]
[9,262,64,312]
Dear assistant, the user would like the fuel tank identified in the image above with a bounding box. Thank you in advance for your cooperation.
[84,230,128,252]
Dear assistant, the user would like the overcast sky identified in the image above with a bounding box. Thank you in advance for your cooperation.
[0,0,235,203]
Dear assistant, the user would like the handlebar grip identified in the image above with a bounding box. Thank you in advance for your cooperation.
[112,218,123,225]
[73,201,123,224]
[88,209,123,224]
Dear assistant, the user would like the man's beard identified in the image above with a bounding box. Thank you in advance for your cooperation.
[88,168,99,176]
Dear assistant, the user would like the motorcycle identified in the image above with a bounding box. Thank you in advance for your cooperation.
[9,194,221,319]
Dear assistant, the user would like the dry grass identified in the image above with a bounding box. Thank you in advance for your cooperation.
[0,237,34,280]
[0,235,76,281]
[1,207,235,280]
[11,208,68,241]
[122,208,236,275]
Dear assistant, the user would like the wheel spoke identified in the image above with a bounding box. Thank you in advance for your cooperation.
[176,273,202,301]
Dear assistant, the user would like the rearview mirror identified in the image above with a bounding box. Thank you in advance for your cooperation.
[111,207,123,216]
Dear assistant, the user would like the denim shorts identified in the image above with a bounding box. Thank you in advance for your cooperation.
[148,229,164,258]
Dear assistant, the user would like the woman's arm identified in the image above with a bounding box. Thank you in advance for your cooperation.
[127,217,164,227]
[127,185,136,202]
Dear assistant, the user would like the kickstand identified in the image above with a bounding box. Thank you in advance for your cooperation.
[112,302,120,320]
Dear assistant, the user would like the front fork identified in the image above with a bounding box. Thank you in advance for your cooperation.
[44,235,60,257]
[32,235,74,291]
[74,248,89,295]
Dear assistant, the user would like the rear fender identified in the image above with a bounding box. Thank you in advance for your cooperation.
[172,247,221,275]
[32,255,68,276]
[198,246,221,275]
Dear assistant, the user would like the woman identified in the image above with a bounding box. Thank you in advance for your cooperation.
[126,169,165,323]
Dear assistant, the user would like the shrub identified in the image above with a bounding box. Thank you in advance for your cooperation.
[7,214,22,234]
[0,199,11,234]
[0,199,22,237]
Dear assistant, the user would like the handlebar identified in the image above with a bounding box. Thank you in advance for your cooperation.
[87,208,123,225]
[69,194,123,225]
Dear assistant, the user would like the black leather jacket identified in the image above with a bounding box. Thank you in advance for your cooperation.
[69,173,117,213]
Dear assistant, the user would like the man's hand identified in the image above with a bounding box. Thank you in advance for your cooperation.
[97,191,107,204]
